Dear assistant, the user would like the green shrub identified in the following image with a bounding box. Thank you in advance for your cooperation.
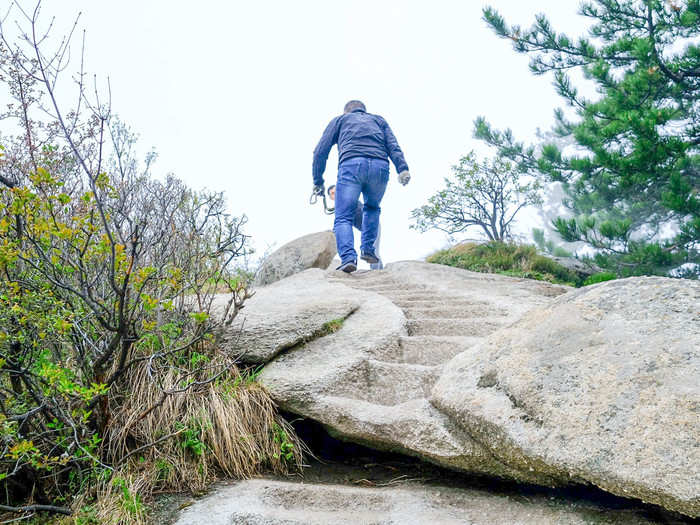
[427,241,580,286]
[582,272,617,286]
[0,7,298,519]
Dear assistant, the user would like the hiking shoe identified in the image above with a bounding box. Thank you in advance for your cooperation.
[360,251,379,264]
[336,260,357,273]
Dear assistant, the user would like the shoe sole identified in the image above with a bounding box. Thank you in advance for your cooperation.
[360,253,379,264]
[338,262,357,273]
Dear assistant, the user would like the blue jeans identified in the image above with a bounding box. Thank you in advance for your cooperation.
[334,157,389,265]
[351,202,383,270]
[370,225,383,270]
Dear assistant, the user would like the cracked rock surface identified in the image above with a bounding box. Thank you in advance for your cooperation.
[432,276,700,517]
[213,269,361,364]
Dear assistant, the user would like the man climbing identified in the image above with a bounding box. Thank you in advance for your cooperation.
[312,100,410,273]
[327,184,383,270]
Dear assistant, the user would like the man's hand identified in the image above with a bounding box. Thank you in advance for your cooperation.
[312,184,325,196]
[398,170,411,186]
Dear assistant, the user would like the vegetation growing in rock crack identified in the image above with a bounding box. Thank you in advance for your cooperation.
[319,318,345,336]
[0,4,303,523]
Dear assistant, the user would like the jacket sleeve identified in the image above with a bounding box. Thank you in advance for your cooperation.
[378,117,409,174]
[312,117,340,186]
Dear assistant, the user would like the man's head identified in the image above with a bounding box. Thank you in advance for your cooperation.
[343,100,366,114]
[327,184,336,201]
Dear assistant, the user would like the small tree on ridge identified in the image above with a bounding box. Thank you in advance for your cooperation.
[411,152,542,241]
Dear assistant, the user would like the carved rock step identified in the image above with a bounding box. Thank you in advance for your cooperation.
[340,283,418,293]
[326,273,389,285]
[263,263,582,493]
[407,318,504,337]
[402,305,508,320]
[395,335,483,366]
[392,298,486,309]
[330,359,438,407]
[363,289,436,300]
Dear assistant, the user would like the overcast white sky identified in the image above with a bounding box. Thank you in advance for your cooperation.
[13,0,591,266]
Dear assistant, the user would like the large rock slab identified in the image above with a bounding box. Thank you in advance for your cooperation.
[550,256,603,279]
[173,479,663,525]
[431,276,700,517]
[215,269,361,364]
[256,231,336,286]
[261,262,569,485]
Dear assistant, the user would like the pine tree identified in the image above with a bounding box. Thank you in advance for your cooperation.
[476,0,700,276]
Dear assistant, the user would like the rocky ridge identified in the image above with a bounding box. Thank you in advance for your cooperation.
[261,262,571,486]
[256,263,699,517]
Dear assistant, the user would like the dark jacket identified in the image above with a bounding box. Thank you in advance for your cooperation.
[312,109,409,186]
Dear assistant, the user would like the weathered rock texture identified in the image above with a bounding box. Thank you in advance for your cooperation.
[248,263,698,517]
[255,231,336,286]
[431,276,700,517]
[173,479,663,525]
[261,262,570,485]
[214,269,360,364]
[550,256,603,279]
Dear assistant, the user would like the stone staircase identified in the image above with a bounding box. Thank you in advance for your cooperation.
[321,267,549,483]
[328,269,509,371]
[255,262,700,519]
[179,263,700,522]
[263,262,568,483]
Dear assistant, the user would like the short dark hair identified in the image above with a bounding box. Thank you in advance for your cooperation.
[344,100,366,113]
[327,184,336,196]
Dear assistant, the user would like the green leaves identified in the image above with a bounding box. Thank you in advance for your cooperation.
[0,138,251,507]
[478,0,700,276]
[598,219,631,241]
[189,311,209,324]
[553,217,582,243]
[272,423,295,463]
[411,151,542,240]
[0,5,255,507]
[427,241,580,286]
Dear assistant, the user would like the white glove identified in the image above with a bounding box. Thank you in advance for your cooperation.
[398,170,411,186]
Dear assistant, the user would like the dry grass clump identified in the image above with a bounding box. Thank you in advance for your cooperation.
[70,361,305,524]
